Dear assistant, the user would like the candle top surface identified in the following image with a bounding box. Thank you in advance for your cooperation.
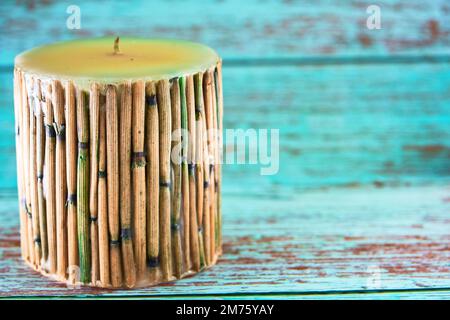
[15,37,220,85]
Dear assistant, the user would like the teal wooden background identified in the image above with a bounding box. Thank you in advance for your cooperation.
[0,0,449,299]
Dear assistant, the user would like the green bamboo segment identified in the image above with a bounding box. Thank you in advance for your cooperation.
[120,82,137,287]
[145,82,160,275]
[157,79,173,280]
[216,62,223,250]
[65,81,78,283]
[98,94,111,287]
[179,77,191,273]
[22,76,34,267]
[36,80,48,264]
[52,80,68,279]
[170,78,183,278]
[186,75,200,272]
[76,89,91,284]
[28,78,41,268]
[43,82,57,274]
[131,81,147,279]
[210,70,219,256]
[106,85,123,287]
[194,73,206,268]
[89,83,100,284]
[14,70,28,261]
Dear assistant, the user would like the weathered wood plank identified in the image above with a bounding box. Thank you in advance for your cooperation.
[0,185,449,297]
[0,0,449,65]
[1,62,449,192]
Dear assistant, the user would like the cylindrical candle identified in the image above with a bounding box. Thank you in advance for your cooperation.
[13,37,223,288]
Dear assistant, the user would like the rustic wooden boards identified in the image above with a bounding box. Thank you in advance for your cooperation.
[0,0,450,65]
[0,185,449,297]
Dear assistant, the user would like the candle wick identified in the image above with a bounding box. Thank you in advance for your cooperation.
[114,37,120,55]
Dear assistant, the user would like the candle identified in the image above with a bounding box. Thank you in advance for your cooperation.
[13,37,223,288]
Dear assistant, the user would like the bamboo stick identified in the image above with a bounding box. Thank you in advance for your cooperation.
[14,70,28,261]
[53,80,68,279]
[23,75,34,266]
[29,79,41,268]
[179,77,190,273]
[76,89,90,284]
[210,70,219,257]
[157,79,172,280]
[203,71,214,264]
[106,85,123,287]
[186,75,200,272]
[36,80,48,264]
[98,94,110,287]
[131,81,147,279]
[65,81,78,283]
[215,62,223,250]
[119,82,137,287]
[194,73,206,268]
[145,82,160,274]
[89,83,100,284]
[44,82,57,274]
[170,78,183,278]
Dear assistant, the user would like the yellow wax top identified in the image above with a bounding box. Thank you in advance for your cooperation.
[15,37,220,85]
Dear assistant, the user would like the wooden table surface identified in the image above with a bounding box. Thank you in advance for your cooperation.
[0,0,449,299]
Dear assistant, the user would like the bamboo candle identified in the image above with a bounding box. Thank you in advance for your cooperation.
[14,37,223,288]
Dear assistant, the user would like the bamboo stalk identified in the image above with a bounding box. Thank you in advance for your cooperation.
[98,93,110,287]
[106,85,123,287]
[14,70,28,261]
[36,80,48,264]
[203,71,214,264]
[44,82,57,274]
[52,80,68,279]
[179,77,190,273]
[65,81,78,283]
[157,79,172,280]
[194,73,206,268]
[215,62,223,250]
[76,89,91,284]
[210,69,219,258]
[120,82,137,287]
[145,82,159,275]
[170,78,183,278]
[186,75,200,272]
[89,83,100,284]
[23,75,34,266]
[29,79,41,268]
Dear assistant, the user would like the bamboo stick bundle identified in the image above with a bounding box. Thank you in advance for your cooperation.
[157,79,173,280]
[43,82,57,274]
[179,77,191,273]
[120,82,137,287]
[203,70,215,264]
[36,80,48,264]
[145,82,160,278]
[194,73,206,268]
[215,63,224,250]
[29,79,41,268]
[89,83,100,284]
[14,39,223,287]
[14,70,28,261]
[65,81,78,283]
[22,75,34,266]
[106,85,123,287]
[131,81,147,279]
[52,80,68,279]
[170,78,183,278]
[186,75,200,272]
[76,89,91,284]
[97,94,110,287]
